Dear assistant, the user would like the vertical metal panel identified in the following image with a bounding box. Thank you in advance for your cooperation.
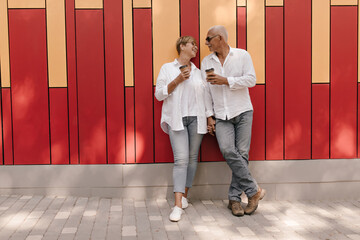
[312,84,330,159]
[134,9,153,163]
[284,0,311,160]
[2,89,13,165]
[123,0,134,86]
[125,87,135,163]
[66,0,79,164]
[76,10,107,164]
[153,0,179,85]
[0,0,10,87]
[249,85,265,160]
[199,0,236,62]
[181,0,200,67]
[330,6,357,159]
[312,0,330,83]
[47,0,68,87]
[247,0,265,84]
[237,7,246,49]
[154,88,173,163]
[265,6,283,160]
[49,88,69,164]
[9,9,50,164]
[104,0,126,164]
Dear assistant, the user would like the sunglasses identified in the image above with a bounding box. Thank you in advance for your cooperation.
[205,34,220,42]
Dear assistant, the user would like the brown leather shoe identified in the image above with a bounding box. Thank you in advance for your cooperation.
[228,200,244,217]
[244,188,266,215]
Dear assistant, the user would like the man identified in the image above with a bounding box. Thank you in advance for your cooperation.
[201,25,265,216]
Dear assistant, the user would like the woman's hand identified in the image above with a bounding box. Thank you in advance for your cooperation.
[179,66,190,82]
[207,117,216,136]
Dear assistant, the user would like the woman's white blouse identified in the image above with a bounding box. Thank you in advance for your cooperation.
[155,59,207,134]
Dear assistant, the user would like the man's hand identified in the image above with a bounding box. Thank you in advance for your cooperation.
[206,73,228,85]
[207,117,216,136]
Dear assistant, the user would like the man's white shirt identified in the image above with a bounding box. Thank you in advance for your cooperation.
[201,47,256,120]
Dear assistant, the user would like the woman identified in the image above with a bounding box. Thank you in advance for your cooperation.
[155,36,207,222]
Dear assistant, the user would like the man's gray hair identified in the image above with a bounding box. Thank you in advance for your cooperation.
[208,25,228,42]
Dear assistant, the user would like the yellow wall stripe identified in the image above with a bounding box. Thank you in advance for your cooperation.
[312,0,330,83]
[47,0,67,87]
[266,0,283,7]
[124,0,133,86]
[0,0,10,87]
[153,0,179,85]
[75,0,103,9]
[331,0,357,5]
[359,0,360,82]
[8,0,45,8]
[237,0,246,7]
[200,0,236,62]
[247,0,265,84]
[133,0,151,8]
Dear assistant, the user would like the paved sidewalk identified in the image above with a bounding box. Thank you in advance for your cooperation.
[0,195,360,240]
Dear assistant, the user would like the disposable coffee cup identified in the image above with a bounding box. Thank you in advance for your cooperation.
[206,68,214,82]
[179,65,188,71]
[205,68,214,75]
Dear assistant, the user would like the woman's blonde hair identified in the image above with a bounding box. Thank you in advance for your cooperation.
[176,36,197,54]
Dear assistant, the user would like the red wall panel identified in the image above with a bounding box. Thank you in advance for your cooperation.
[66,0,79,164]
[2,89,13,165]
[249,85,265,160]
[358,84,360,158]
[9,9,50,165]
[76,10,107,164]
[266,7,283,160]
[330,7,357,159]
[284,0,311,159]
[0,92,2,165]
[49,88,69,164]
[181,0,200,67]
[125,87,135,163]
[200,135,224,162]
[154,89,173,163]
[133,9,153,163]
[312,84,329,159]
[237,7,246,50]
[104,0,126,164]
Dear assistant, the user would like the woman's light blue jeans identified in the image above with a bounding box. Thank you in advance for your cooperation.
[215,110,258,201]
[169,116,204,193]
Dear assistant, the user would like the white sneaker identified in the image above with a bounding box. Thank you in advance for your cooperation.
[169,206,183,222]
[181,196,188,209]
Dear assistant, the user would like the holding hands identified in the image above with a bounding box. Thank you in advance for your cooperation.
[207,117,216,136]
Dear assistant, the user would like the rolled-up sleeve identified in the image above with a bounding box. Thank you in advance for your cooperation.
[155,65,170,101]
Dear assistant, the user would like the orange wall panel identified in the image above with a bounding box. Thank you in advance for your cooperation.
[76,10,107,164]
[9,9,50,165]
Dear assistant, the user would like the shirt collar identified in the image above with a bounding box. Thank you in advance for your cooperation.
[209,45,234,61]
